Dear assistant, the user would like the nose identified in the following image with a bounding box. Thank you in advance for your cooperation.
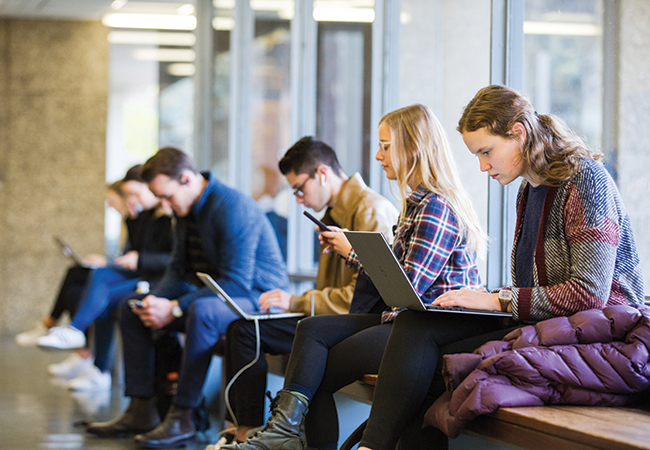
[295,196,304,205]
[375,148,383,161]
[161,198,172,209]
[479,157,491,173]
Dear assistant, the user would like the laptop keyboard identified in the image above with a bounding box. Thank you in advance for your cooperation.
[424,304,511,316]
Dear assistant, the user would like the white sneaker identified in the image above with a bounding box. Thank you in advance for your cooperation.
[15,322,49,346]
[68,366,111,391]
[48,353,93,378]
[70,389,111,415]
[38,325,86,350]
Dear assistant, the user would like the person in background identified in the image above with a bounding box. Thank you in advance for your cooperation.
[15,181,136,388]
[211,137,398,447]
[222,103,486,450]
[86,147,289,450]
[36,165,174,391]
[354,85,645,450]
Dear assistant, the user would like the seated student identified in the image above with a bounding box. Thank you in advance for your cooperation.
[86,147,289,448]
[15,181,130,350]
[14,181,136,388]
[214,137,399,446]
[353,85,646,450]
[37,165,174,391]
[222,103,487,450]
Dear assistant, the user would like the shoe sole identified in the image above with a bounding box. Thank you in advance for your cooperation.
[136,435,197,449]
[38,343,85,351]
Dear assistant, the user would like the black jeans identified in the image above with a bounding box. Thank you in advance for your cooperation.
[224,317,302,426]
[119,294,255,408]
[50,266,91,320]
[360,310,517,450]
[282,314,393,450]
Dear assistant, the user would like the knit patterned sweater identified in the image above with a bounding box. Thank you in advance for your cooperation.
[509,158,645,322]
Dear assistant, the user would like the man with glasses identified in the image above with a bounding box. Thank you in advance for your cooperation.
[215,136,399,446]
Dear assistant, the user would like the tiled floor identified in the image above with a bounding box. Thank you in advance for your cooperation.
[0,337,220,450]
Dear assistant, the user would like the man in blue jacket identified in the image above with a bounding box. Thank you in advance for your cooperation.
[87,147,289,448]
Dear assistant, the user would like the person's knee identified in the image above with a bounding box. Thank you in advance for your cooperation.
[118,296,139,324]
[227,319,257,346]
[187,297,225,331]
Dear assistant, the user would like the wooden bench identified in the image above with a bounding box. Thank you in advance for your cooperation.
[467,404,650,450]
[337,374,650,450]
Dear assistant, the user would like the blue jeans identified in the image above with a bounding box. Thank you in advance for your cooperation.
[70,267,139,372]
[120,294,256,408]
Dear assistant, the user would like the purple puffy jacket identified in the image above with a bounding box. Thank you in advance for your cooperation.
[425,305,650,438]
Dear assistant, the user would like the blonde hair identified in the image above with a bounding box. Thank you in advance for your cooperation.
[457,85,602,186]
[380,104,487,258]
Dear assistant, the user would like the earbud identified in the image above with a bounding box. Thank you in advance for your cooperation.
[320,174,325,186]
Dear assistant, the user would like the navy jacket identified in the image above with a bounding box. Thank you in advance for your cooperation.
[152,173,289,311]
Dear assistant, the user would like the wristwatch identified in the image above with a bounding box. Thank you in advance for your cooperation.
[171,303,184,318]
[498,288,512,312]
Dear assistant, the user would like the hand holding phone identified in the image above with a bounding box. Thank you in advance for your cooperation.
[128,299,144,309]
[303,211,332,232]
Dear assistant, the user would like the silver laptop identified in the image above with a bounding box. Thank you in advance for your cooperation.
[344,231,513,318]
[55,236,90,268]
[196,272,305,320]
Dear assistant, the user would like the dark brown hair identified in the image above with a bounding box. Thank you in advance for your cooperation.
[141,147,197,182]
[122,164,144,183]
[279,137,343,176]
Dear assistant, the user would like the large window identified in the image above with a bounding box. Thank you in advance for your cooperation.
[523,0,649,294]
[398,0,492,281]
[200,0,649,293]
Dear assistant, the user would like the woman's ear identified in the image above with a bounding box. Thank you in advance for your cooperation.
[511,122,527,142]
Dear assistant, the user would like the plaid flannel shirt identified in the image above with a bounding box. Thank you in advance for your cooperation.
[347,185,482,322]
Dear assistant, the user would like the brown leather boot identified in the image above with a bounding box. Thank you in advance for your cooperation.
[134,404,196,448]
[86,397,160,437]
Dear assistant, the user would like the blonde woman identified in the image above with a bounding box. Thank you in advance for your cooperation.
[222,104,487,450]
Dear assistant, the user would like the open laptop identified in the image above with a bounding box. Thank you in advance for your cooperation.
[344,231,513,318]
[55,236,90,268]
[196,272,305,320]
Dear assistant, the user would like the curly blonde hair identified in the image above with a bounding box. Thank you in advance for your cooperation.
[457,85,602,186]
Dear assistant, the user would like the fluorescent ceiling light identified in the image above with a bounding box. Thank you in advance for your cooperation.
[212,16,235,30]
[214,0,235,9]
[277,8,294,20]
[177,4,195,15]
[250,0,294,11]
[314,0,374,8]
[167,63,196,76]
[102,14,197,30]
[524,21,601,36]
[107,31,196,46]
[132,48,196,62]
[111,0,128,10]
[313,7,374,22]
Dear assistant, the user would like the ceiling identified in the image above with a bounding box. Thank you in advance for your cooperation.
[0,0,196,21]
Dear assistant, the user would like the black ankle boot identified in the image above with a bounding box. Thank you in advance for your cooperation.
[86,397,160,437]
[221,390,309,450]
[134,404,197,448]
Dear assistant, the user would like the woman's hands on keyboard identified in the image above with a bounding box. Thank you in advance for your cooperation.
[433,287,500,312]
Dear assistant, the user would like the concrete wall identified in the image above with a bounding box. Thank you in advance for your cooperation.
[0,19,108,335]
[618,0,650,293]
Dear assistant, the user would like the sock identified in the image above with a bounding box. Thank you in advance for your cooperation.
[288,391,309,403]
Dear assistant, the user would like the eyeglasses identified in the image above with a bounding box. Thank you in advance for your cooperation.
[378,140,391,153]
[292,173,314,198]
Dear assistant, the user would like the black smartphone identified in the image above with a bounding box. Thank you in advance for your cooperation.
[303,211,332,232]
[128,299,144,309]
